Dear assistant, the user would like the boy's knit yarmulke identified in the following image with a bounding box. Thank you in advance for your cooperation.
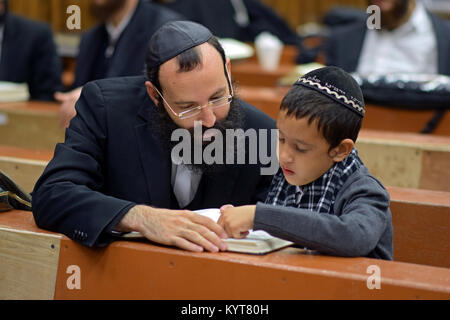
[294,66,365,117]
[146,20,213,68]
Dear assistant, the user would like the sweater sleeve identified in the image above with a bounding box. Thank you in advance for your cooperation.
[253,173,391,257]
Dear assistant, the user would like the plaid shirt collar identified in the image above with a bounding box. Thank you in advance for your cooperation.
[266,148,363,214]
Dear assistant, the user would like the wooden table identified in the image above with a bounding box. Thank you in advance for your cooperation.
[231,45,298,88]
[0,145,53,193]
[0,101,64,150]
[387,186,450,268]
[1,209,450,300]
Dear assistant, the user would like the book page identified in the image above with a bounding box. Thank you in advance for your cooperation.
[121,208,289,244]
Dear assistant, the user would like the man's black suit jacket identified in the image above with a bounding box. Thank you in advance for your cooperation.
[325,12,450,76]
[73,0,182,88]
[0,14,62,100]
[32,76,276,247]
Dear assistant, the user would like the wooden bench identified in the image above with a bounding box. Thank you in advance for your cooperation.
[357,130,450,192]
[388,186,450,269]
[238,86,450,136]
[0,101,64,150]
[0,145,52,193]
[0,210,449,300]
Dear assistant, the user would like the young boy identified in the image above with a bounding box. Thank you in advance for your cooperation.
[218,66,393,260]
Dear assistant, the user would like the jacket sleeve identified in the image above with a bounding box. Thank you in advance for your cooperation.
[32,81,136,247]
[244,0,301,46]
[323,32,338,67]
[253,174,391,258]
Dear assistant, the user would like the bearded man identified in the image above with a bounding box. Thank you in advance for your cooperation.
[32,21,276,253]
[325,0,450,77]
[56,0,182,128]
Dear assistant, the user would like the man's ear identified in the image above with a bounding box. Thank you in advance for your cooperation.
[226,57,231,75]
[329,139,354,162]
[145,81,159,106]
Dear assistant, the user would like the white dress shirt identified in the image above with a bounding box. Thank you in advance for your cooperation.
[230,0,249,27]
[171,163,202,208]
[357,2,438,77]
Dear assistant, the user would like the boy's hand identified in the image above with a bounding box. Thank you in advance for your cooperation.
[218,205,256,239]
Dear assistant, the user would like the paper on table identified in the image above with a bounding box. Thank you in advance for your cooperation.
[218,38,254,60]
[0,82,30,102]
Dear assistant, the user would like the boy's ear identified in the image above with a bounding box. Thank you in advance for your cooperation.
[329,139,354,162]
[145,81,160,106]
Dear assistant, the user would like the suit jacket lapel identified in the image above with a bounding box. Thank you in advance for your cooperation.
[346,23,367,72]
[134,98,172,208]
[107,1,146,77]
[74,26,107,88]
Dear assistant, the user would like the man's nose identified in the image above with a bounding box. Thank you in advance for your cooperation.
[199,106,217,128]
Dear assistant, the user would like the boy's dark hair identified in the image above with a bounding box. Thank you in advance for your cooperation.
[145,36,229,94]
[280,85,362,152]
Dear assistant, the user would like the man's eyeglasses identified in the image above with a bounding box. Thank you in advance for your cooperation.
[152,68,234,120]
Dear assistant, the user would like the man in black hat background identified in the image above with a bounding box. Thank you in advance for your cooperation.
[32,21,276,253]
[0,0,62,100]
[56,0,182,128]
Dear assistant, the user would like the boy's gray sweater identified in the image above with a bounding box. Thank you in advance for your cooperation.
[254,165,394,260]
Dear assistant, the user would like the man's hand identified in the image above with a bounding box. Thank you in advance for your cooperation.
[54,87,82,129]
[117,205,228,253]
[218,205,256,239]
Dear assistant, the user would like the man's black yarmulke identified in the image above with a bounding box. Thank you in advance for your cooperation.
[294,66,365,117]
[146,20,213,68]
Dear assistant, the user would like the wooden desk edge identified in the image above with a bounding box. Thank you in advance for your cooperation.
[1,210,450,299]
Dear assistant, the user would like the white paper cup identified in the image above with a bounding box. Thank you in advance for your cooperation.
[256,45,282,71]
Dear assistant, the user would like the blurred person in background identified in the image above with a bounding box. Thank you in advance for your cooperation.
[56,0,182,128]
[325,0,450,77]
[0,0,62,101]
[156,0,302,46]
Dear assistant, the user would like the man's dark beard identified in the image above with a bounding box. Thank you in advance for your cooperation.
[150,98,245,175]
[369,0,411,30]
[90,0,127,22]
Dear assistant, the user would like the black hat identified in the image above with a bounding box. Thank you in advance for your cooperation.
[146,20,213,69]
[294,66,365,117]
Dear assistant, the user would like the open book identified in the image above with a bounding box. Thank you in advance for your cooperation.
[121,208,293,255]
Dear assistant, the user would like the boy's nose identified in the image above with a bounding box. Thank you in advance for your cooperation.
[279,146,294,164]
